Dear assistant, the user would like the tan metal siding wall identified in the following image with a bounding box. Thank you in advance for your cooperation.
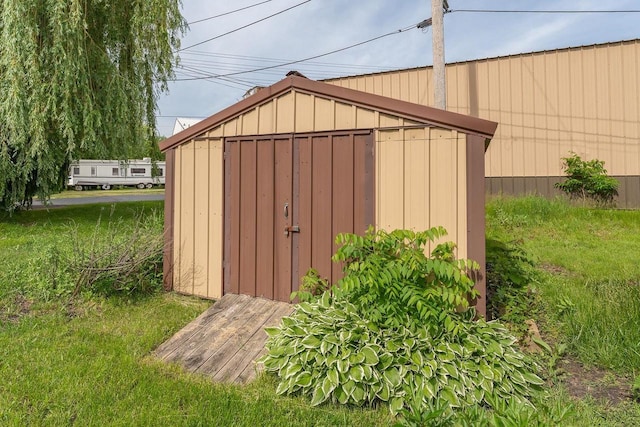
[172,138,223,299]
[376,127,468,259]
[327,40,640,178]
[172,90,478,299]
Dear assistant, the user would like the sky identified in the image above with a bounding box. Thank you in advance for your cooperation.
[156,0,640,136]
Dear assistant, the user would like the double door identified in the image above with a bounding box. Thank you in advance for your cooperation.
[224,131,374,302]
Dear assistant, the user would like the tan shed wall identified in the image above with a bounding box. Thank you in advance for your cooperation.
[326,40,640,178]
[170,89,473,298]
[172,138,224,299]
[376,127,468,258]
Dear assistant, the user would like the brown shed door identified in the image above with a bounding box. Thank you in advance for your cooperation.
[224,131,374,302]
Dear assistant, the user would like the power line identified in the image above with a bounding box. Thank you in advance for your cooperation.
[179,0,311,52]
[450,9,640,14]
[172,22,419,81]
[187,0,274,25]
[180,50,392,72]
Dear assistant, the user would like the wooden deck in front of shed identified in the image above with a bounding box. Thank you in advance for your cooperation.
[155,293,294,384]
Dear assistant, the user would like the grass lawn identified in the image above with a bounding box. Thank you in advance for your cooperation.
[44,188,164,200]
[487,195,640,425]
[1,197,639,425]
[0,202,392,426]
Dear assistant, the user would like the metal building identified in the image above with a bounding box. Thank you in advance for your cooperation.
[325,39,640,207]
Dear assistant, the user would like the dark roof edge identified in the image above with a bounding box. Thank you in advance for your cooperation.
[160,78,295,152]
[160,76,497,152]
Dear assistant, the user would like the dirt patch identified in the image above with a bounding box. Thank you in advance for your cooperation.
[558,358,632,405]
[0,294,33,323]
[539,263,572,277]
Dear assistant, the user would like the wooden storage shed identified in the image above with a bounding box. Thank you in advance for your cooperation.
[159,75,497,316]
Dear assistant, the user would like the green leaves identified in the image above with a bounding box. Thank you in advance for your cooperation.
[260,296,543,417]
[0,0,185,209]
[360,346,379,366]
[261,227,544,418]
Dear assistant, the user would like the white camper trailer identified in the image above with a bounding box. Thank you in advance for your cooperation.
[68,159,165,190]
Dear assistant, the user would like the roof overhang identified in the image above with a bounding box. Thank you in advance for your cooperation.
[160,75,498,152]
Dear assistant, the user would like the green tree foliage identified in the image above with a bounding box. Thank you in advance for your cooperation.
[554,152,619,205]
[0,0,184,209]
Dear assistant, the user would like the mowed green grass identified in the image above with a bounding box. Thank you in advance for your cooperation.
[2,197,640,425]
[0,294,391,426]
[486,196,640,372]
[0,202,392,426]
[45,188,164,200]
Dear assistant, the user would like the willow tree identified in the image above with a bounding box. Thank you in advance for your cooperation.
[0,0,184,209]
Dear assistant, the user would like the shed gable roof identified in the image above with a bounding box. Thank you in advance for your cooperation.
[160,76,498,152]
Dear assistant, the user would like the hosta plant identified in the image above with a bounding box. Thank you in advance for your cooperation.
[260,293,544,416]
[260,228,545,417]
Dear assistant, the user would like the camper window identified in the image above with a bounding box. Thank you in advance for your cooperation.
[112,168,119,176]
[91,167,97,176]
[73,167,80,175]
[131,168,146,175]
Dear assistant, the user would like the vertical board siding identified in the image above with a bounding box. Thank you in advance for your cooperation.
[239,140,258,296]
[181,142,195,294]
[273,138,293,302]
[331,135,355,282]
[325,40,640,179]
[163,149,175,291]
[295,92,315,133]
[193,140,210,296]
[297,136,313,290]
[429,128,459,250]
[173,147,182,291]
[256,139,275,300]
[376,127,468,259]
[227,141,241,295]
[298,132,374,287]
[404,127,430,234]
[208,139,224,299]
[376,129,404,231]
[311,136,333,282]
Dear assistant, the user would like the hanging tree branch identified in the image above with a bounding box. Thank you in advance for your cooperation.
[0,0,185,210]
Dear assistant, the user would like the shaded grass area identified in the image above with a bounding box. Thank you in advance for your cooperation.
[486,195,640,372]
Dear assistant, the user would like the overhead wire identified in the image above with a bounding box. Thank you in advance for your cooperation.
[179,51,396,75]
[187,0,275,25]
[179,0,311,52]
[172,21,420,81]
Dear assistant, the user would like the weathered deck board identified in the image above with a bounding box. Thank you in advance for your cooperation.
[155,293,294,384]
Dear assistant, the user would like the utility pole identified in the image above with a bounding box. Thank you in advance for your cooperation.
[431,0,447,109]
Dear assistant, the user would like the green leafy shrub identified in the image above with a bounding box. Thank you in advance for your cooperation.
[332,228,478,332]
[261,228,544,418]
[554,152,618,205]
